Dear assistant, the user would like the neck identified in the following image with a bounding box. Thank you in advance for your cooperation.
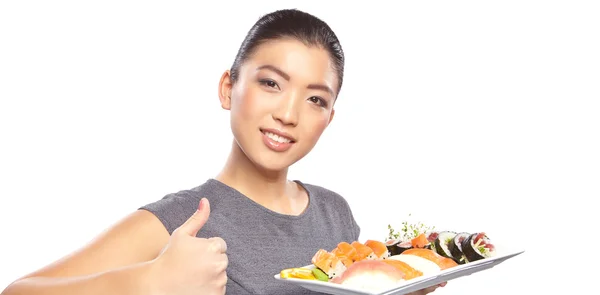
[215,140,291,203]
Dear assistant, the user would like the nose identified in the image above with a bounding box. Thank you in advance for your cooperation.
[272,93,300,127]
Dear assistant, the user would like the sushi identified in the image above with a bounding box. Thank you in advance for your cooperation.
[382,259,423,280]
[388,254,441,276]
[400,248,459,270]
[386,239,413,255]
[385,238,402,255]
[330,260,405,293]
[331,242,359,262]
[447,232,470,264]
[351,241,377,261]
[461,232,496,262]
[309,239,394,281]
[386,231,438,255]
[364,240,390,260]
[411,233,430,249]
[395,240,413,254]
[311,249,347,279]
[433,231,457,259]
[284,228,498,287]
[426,231,439,243]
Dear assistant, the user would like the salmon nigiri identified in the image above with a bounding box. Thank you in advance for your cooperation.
[332,242,358,261]
[311,249,329,264]
[401,248,458,270]
[364,239,390,259]
[382,259,423,280]
[351,241,376,261]
[330,260,405,293]
[311,249,347,279]
[336,255,354,268]
[411,233,430,248]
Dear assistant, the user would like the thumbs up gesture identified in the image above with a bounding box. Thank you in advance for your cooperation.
[151,198,228,295]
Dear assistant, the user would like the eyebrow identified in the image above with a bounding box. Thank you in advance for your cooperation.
[257,65,290,81]
[256,64,335,97]
[307,84,335,97]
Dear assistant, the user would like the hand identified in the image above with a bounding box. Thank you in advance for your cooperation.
[151,198,228,295]
[406,282,447,295]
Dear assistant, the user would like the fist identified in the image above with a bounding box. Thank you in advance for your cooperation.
[152,198,228,295]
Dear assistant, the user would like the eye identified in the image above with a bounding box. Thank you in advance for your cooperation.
[259,79,280,90]
[308,96,328,107]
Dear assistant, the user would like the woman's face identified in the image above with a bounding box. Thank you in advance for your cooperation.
[219,38,338,172]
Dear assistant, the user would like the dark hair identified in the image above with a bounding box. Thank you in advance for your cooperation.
[230,9,345,96]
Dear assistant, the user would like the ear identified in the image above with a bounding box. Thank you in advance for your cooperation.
[218,70,233,110]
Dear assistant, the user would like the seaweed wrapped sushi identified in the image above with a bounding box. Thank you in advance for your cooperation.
[461,232,496,262]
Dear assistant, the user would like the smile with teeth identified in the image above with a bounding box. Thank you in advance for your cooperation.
[263,131,293,144]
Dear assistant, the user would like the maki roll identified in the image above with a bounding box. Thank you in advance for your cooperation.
[423,231,439,250]
[433,231,457,259]
[461,232,496,262]
[426,231,439,243]
[395,240,413,254]
[385,238,403,256]
[447,232,470,264]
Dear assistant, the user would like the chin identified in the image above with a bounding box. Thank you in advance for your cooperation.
[241,142,309,173]
[250,151,304,173]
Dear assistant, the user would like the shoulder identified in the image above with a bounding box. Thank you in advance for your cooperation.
[139,179,226,235]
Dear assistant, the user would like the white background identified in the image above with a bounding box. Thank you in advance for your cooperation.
[1,1,598,294]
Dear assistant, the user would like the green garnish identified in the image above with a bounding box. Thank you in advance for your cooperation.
[478,245,486,253]
[386,214,436,241]
[312,268,329,282]
[387,224,401,240]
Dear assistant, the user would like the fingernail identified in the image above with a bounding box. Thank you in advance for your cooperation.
[198,198,205,211]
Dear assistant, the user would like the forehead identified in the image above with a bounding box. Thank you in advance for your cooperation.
[242,39,338,90]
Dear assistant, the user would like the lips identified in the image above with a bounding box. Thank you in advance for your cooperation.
[260,128,296,152]
[260,128,296,143]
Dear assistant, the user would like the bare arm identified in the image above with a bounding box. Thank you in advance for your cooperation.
[1,210,170,295]
[3,262,156,295]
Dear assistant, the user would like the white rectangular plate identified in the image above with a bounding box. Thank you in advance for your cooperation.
[274,246,524,295]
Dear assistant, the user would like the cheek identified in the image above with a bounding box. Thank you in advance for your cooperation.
[232,88,262,122]
[304,115,330,141]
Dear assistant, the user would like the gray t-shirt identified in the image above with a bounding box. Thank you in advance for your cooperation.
[140,178,360,295]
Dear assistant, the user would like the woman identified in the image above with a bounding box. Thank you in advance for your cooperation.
[1,9,444,295]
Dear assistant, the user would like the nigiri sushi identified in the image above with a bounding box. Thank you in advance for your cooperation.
[332,242,359,262]
[311,249,347,279]
[364,239,390,260]
[351,241,376,261]
[411,233,430,249]
[388,254,441,276]
[335,254,354,268]
[330,260,405,293]
[401,248,458,270]
[382,259,423,280]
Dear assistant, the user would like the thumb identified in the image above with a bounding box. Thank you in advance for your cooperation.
[177,198,210,237]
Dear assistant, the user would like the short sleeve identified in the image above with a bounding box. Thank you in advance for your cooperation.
[139,192,198,235]
[351,214,361,241]
[344,201,361,241]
